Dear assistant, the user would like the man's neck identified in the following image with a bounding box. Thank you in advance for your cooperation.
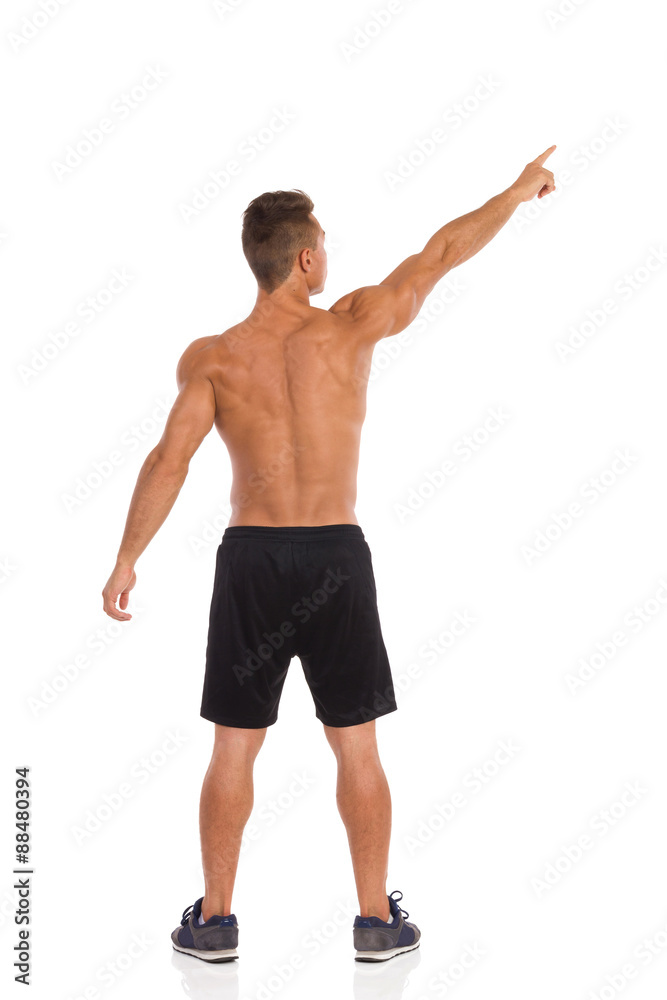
[254,278,312,314]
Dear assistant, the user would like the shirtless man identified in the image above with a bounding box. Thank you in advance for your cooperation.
[102,146,556,963]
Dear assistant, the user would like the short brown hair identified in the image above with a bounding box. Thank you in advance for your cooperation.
[241,189,319,293]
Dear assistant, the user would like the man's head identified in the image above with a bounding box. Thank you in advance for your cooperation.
[241,189,327,296]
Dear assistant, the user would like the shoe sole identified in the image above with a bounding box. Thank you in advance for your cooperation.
[355,942,420,962]
[172,943,238,963]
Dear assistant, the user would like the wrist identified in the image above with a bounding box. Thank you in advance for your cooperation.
[503,183,524,206]
[115,554,136,572]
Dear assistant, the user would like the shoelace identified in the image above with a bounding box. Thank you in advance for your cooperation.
[389,889,409,920]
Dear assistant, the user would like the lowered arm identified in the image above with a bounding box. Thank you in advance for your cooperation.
[102,343,216,620]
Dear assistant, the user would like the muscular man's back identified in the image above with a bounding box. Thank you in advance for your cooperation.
[189,303,373,527]
[105,158,555,587]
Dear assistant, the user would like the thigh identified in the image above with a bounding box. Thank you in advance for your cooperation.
[201,538,296,729]
[294,536,397,728]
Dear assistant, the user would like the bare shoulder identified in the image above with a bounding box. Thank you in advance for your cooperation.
[175,335,220,388]
[328,285,404,342]
[328,285,393,318]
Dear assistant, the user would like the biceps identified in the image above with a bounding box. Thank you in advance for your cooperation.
[154,377,216,469]
[382,253,442,300]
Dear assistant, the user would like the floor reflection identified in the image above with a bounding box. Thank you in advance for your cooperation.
[171,942,421,999]
[353,948,422,1000]
[171,950,239,999]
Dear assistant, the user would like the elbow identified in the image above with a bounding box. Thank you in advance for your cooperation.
[441,242,465,270]
[146,448,189,481]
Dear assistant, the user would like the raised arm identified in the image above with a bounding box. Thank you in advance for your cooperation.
[102,339,217,620]
[330,145,556,340]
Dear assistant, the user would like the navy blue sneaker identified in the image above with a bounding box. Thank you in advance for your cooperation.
[353,890,421,962]
[171,896,238,962]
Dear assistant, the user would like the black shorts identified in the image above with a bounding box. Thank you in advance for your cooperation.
[200,524,397,728]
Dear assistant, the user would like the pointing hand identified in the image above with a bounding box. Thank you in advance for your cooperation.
[511,145,557,202]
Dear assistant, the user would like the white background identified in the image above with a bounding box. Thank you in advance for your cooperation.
[2,0,667,998]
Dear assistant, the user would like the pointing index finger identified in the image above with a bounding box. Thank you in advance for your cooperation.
[533,144,557,166]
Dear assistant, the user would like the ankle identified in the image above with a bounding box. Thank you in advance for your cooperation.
[360,901,390,923]
[201,896,231,921]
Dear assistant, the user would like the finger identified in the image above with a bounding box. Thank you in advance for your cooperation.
[533,144,557,166]
[108,604,132,621]
[103,591,132,621]
[119,590,129,610]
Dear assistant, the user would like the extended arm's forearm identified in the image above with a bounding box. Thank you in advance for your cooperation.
[116,450,188,566]
[423,185,522,269]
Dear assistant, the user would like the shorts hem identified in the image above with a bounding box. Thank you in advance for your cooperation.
[316,703,398,728]
[200,710,278,729]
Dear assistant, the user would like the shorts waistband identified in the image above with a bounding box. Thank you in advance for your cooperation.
[222,524,365,543]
